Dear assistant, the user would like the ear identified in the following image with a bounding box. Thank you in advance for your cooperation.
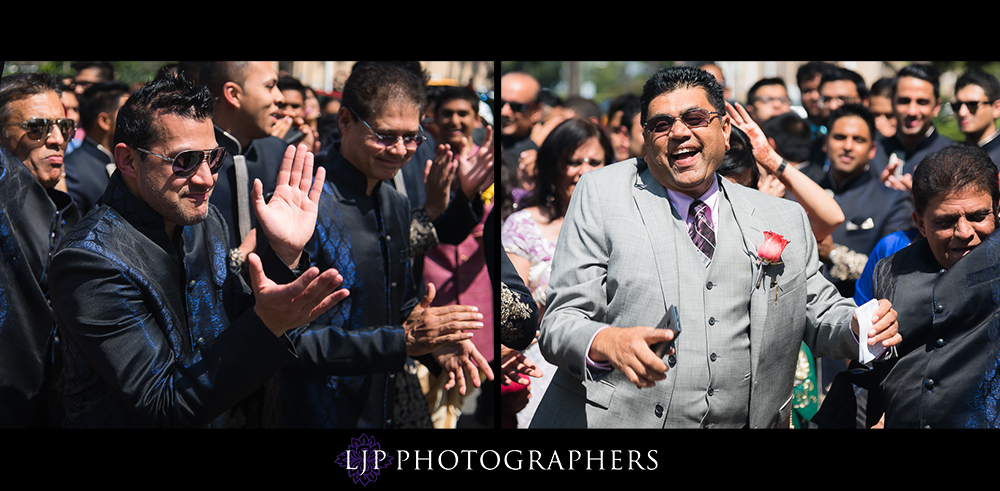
[222,81,243,108]
[721,113,731,151]
[912,210,926,237]
[115,143,138,179]
[867,140,878,161]
[991,100,1000,120]
[337,106,352,134]
[97,112,113,132]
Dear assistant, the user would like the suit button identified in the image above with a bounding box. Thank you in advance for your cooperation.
[708,317,716,325]
[936,338,945,348]
[667,354,676,367]
[924,379,935,390]
[934,304,944,314]
[706,281,713,290]
[707,388,715,396]
[654,404,663,418]
[710,353,718,361]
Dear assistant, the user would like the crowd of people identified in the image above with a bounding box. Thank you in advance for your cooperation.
[0,60,495,429]
[499,61,1000,429]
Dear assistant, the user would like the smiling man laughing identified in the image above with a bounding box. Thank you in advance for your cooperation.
[531,65,901,429]
[859,143,1000,428]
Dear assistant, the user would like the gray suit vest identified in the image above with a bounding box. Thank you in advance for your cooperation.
[664,189,753,428]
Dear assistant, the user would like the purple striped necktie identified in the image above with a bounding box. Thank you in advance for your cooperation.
[688,199,715,264]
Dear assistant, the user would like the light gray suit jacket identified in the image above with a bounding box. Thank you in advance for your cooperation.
[530,158,859,429]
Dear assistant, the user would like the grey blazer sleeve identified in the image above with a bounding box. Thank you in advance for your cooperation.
[537,171,612,381]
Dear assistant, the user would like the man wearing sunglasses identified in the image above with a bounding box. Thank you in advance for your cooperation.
[47,70,349,428]
[500,71,541,174]
[953,69,1000,169]
[258,62,492,428]
[0,72,81,427]
[531,65,901,429]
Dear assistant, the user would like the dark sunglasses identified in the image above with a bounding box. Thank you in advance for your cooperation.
[135,146,228,177]
[4,117,76,141]
[644,108,721,135]
[500,99,534,113]
[953,100,990,113]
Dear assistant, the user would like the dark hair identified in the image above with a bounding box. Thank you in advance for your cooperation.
[870,77,896,99]
[563,96,602,123]
[747,77,786,104]
[79,80,131,131]
[342,63,427,122]
[277,76,306,99]
[718,126,759,188]
[606,93,641,132]
[761,111,812,163]
[114,68,216,151]
[198,61,252,97]
[895,63,941,100]
[955,69,1000,103]
[796,61,835,87]
[527,117,614,217]
[0,73,62,126]
[825,104,876,143]
[640,66,726,128]
[434,85,480,118]
[820,67,869,101]
[72,61,115,82]
[537,88,561,108]
[911,144,1000,214]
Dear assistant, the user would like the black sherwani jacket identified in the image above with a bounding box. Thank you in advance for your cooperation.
[50,171,298,428]
[0,147,80,427]
[871,233,1000,428]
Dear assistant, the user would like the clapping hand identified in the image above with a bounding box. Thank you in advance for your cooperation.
[423,143,458,220]
[456,124,494,200]
[432,339,494,396]
[404,283,484,356]
[248,251,349,337]
[253,144,325,268]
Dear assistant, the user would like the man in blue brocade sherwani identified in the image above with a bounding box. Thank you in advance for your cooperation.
[259,62,493,428]
[49,71,349,428]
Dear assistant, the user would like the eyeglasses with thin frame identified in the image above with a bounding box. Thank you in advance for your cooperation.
[643,108,722,136]
[755,96,789,105]
[3,118,76,141]
[134,146,229,177]
[953,100,991,114]
[347,107,426,149]
[818,95,860,107]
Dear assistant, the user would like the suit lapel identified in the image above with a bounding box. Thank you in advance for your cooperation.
[632,162,682,315]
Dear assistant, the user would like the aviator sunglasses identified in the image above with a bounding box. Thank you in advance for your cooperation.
[4,117,76,141]
[644,108,721,136]
[134,146,229,177]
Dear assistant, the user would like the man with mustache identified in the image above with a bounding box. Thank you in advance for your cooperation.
[531,66,901,429]
[0,72,81,427]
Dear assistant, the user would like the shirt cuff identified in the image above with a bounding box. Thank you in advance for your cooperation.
[585,325,614,371]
